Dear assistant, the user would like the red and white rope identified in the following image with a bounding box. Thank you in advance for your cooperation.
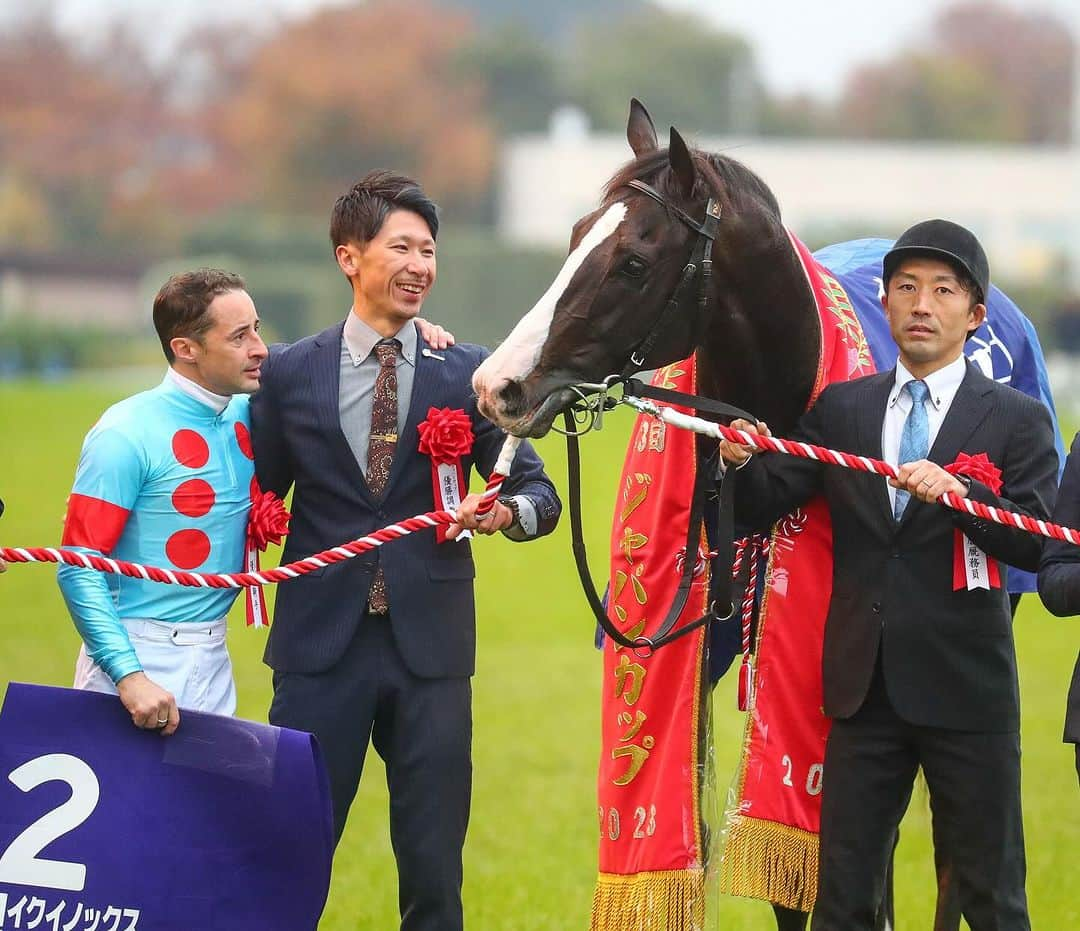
[1,511,459,587]
[1,436,525,587]
[474,436,521,519]
[621,395,1080,547]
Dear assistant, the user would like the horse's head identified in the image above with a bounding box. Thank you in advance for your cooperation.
[474,99,737,438]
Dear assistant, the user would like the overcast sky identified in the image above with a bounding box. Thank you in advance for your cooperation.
[5,0,1078,99]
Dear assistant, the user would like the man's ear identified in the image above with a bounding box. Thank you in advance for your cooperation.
[968,302,987,334]
[336,243,361,278]
[170,336,199,364]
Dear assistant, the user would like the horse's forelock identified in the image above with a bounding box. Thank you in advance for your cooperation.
[603,147,780,221]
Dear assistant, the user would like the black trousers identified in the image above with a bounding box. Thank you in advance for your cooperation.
[810,668,1029,931]
[269,615,472,931]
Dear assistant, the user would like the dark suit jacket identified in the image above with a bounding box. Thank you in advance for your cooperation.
[735,363,1058,732]
[250,321,561,678]
[1037,431,1080,743]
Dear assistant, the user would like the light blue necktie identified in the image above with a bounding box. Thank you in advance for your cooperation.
[894,380,930,520]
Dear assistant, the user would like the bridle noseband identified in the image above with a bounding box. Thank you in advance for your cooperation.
[620,179,722,377]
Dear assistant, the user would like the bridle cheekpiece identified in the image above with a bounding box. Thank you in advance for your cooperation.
[620,179,722,377]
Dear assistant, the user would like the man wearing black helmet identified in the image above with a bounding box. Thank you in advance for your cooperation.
[721,220,1058,930]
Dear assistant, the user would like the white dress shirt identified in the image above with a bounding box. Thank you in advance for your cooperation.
[882,354,967,513]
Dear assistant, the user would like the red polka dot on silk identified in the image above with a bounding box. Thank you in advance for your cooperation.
[172,479,216,518]
[234,422,254,459]
[172,430,210,468]
[166,529,212,570]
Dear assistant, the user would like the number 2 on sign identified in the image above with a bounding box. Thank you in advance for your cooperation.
[0,754,99,891]
[780,754,824,797]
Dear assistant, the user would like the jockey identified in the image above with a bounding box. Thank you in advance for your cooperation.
[58,269,265,735]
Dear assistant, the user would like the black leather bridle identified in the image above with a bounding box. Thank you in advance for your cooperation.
[619,179,723,378]
[562,178,753,654]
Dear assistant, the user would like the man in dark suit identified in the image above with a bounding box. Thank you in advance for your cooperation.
[1037,435,1080,786]
[721,220,1058,930]
[250,170,560,931]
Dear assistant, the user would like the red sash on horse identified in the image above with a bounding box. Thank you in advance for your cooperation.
[718,232,874,910]
[592,234,872,924]
[592,359,711,929]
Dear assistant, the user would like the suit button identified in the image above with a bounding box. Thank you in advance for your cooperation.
[376,511,386,520]
[872,602,882,613]
[891,551,900,559]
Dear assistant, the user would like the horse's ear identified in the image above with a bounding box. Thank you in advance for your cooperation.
[626,98,658,157]
[668,127,696,199]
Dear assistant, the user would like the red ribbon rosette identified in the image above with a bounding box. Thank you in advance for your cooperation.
[418,407,475,464]
[245,481,291,628]
[944,452,1003,495]
[418,408,474,542]
[247,488,291,551]
[944,452,1002,591]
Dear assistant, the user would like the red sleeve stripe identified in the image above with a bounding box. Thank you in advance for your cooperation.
[62,493,131,554]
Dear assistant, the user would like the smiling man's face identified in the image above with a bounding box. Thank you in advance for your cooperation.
[883,256,985,378]
[338,209,436,333]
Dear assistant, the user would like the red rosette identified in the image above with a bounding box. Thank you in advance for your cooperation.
[417,407,474,465]
[247,483,291,551]
[945,452,1003,494]
[945,453,1003,591]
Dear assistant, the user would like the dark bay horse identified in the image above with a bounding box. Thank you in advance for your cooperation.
[474,100,953,931]
[474,101,819,444]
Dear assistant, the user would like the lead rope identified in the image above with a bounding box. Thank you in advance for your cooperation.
[1,435,525,587]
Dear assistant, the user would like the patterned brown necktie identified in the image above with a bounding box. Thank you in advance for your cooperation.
[366,339,399,613]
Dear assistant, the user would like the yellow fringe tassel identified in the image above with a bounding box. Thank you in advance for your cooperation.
[590,869,705,930]
[717,816,818,913]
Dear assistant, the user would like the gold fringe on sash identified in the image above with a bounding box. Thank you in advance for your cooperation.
[717,816,818,913]
[590,869,705,931]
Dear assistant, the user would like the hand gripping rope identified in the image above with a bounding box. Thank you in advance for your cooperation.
[619,395,1080,547]
[0,437,524,588]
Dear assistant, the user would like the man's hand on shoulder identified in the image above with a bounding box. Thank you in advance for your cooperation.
[415,318,456,351]
[116,671,180,736]
[447,492,514,539]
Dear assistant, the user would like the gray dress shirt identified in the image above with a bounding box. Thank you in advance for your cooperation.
[338,312,536,537]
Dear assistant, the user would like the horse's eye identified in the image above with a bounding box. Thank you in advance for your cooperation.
[621,256,648,279]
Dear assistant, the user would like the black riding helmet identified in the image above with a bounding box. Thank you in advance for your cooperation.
[883,218,990,306]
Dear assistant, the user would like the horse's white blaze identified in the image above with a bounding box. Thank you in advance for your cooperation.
[474,201,627,395]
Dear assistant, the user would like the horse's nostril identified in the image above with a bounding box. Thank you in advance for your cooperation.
[498,379,527,418]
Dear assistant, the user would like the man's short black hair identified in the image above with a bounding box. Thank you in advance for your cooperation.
[153,268,245,363]
[329,169,439,250]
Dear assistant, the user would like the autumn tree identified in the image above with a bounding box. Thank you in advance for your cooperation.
[220,0,494,215]
[456,25,563,135]
[0,14,196,250]
[836,1,1074,143]
[569,7,760,135]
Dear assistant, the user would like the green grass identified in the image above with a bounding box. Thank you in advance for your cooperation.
[1,378,1077,929]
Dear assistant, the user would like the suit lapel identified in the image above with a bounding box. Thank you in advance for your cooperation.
[311,322,374,503]
[856,372,895,528]
[926,362,994,468]
[385,324,439,495]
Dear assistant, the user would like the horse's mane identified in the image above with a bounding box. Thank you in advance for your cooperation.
[604,147,782,221]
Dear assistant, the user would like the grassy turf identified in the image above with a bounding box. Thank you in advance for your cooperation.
[1,378,1077,929]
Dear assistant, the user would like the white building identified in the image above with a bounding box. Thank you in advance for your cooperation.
[499,128,1080,285]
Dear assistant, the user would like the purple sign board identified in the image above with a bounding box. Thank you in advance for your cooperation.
[0,683,332,930]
